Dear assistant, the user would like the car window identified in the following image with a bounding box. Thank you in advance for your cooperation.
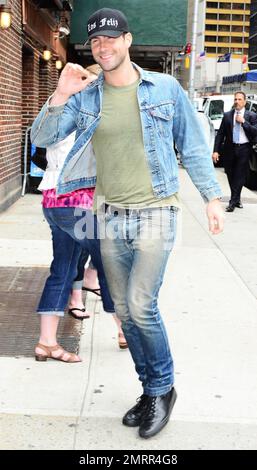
[245,101,251,110]
[209,100,224,120]
[251,103,257,114]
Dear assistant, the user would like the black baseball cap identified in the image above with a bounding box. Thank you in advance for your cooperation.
[86,8,129,42]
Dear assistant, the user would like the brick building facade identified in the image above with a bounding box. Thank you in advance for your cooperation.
[0,0,70,212]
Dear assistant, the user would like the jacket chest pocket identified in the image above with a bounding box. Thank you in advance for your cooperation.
[77,111,98,130]
[149,103,174,138]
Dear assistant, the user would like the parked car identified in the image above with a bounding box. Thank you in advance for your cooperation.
[197,110,215,152]
[175,109,214,164]
[246,96,257,113]
[202,95,234,135]
[200,95,234,168]
[193,97,205,112]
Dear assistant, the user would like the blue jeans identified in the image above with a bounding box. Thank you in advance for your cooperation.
[72,248,90,289]
[100,206,177,396]
[38,207,115,315]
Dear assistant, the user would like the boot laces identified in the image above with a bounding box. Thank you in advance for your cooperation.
[146,396,157,417]
[135,394,148,408]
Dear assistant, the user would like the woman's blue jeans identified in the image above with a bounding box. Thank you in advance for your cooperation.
[72,248,90,289]
[37,207,115,316]
[100,206,177,397]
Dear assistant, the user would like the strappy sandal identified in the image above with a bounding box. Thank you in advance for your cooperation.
[35,343,82,363]
[68,307,90,320]
[118,333,128,350]
[82,287,101,297]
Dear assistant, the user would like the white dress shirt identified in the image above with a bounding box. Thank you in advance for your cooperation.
[233,107,249,144]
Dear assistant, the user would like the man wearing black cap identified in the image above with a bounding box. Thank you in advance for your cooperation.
[31,8,224,439]
[86,8,129,41]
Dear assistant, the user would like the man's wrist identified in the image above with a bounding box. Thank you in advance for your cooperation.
[49,90,70,106]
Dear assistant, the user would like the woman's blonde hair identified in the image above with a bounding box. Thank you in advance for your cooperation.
[86,63,102,77]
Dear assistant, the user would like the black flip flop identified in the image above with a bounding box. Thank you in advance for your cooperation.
[68,308,90,320]
[82,287,101,297]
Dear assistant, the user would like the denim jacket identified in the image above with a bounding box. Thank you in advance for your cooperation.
[31,63,221,202]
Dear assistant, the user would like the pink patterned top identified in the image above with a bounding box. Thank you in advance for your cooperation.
[42,188,95,209]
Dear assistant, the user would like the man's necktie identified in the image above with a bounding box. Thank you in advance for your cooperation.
[233,111,241,144]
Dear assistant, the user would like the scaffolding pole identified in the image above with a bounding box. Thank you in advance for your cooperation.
[188,0,199,102]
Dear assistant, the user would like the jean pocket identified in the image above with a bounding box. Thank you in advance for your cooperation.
[149,103,174,138]
[77,111,98,130]
[150,104,174,120]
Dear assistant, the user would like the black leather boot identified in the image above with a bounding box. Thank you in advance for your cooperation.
[139,387,177,438]
[122,394,150,427]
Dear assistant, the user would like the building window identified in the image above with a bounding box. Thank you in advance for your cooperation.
[219,25,231,32]
[231,14,244,21]
[206,13,217,19]
[206,46,217,53]
[219,14,231,20]
[232,3,245,10]
[250,2,257,15]
[231,25,243,32]
[205,35,217,42]
[206,24,218,30]
[250,33,257,43]
[230,47,243,53]
[231,36,245,43]
[206,1,218,6]
[218,47,230,53]
[219,2,232,9]
[249,44,257,56]
[218,36,231,43]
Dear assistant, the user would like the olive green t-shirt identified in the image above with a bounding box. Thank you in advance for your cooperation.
[92,79,179,209]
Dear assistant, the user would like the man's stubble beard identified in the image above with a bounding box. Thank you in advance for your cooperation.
[94,52,127,73]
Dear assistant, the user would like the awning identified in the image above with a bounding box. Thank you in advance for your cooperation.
[70,0,187,46]
[223,70,257,84]
[246,70,257,82]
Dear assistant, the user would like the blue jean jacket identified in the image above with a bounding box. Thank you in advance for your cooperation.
[31,63,221,202]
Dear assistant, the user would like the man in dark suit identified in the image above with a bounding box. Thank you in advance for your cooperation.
[212,91,257,212]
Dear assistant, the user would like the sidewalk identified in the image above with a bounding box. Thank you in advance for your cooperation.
[0,168,257,450]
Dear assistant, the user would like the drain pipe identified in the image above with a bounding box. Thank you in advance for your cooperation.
[21,126,31,197]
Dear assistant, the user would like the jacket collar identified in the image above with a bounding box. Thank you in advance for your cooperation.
[87,61,155,91]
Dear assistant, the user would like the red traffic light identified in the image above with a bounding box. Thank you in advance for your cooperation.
[185,42,192,54]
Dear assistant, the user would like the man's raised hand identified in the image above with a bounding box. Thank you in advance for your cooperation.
[50,63,96,106]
